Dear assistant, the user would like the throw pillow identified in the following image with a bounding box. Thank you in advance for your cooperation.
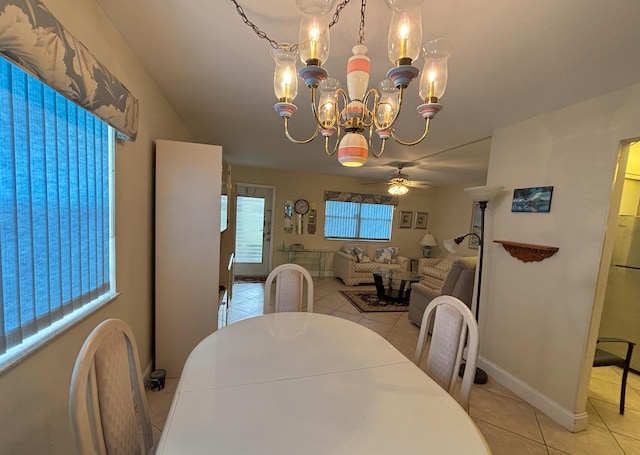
[374,246,399,264]
[340,246,355,255]
[352,246,370,263]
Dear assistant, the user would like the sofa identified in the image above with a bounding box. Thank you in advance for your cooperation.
[408,256,477,327]
[334,244,409,285]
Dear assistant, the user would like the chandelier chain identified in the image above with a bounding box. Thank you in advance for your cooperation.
[359,0,366,45]
[229,0,354,51]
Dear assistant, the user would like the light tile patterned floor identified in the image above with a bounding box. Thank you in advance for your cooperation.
[147,278,640,454]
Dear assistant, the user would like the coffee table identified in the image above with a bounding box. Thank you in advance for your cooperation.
[372,270,421,304]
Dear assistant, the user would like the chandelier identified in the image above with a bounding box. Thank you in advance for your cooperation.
[264,0,452,167]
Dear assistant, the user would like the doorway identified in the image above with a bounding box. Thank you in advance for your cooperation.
[598,142,640,367]
[234,184,275,277]
[588,140,640,424]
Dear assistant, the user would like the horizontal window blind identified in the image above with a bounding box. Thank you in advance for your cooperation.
[0,57,112,355]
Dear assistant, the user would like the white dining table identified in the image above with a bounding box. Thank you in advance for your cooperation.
[156,312,491,454]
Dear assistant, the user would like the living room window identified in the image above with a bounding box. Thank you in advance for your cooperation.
[0,57,115,371]
[324,200,394,241]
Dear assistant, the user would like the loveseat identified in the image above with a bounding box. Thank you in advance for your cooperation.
[408,256,477,327]
[334,244,409,285]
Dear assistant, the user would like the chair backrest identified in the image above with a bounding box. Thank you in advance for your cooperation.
[414,295,479,412]
[264,263,314,313]
[441,257,477,306]
[69,318,154,455]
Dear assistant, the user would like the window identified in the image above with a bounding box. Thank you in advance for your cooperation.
[235,196,265,263]
[0,57,114,369]
[221,194,228,231]
[324,200,394,241]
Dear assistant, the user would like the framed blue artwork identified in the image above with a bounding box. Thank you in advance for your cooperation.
[511,186,554,213]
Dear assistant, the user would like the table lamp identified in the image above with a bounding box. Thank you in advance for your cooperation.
[419,233,437,257]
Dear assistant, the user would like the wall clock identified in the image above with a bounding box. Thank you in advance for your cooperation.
[294,199,310,215]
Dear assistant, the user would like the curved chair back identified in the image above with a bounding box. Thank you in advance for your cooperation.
[593,337,635,414]
[414,295,479,412]
[69,319,154,455]
[264,263,314,313]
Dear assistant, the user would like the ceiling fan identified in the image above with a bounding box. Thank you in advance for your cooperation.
[363,163,432,195]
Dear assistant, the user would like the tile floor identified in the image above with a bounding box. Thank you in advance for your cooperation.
[147,278,640,454]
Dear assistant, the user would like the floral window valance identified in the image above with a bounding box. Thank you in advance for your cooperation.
[0,0,139,140]
[324,190,395,205]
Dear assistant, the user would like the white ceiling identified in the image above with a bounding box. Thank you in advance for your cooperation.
[97,0,640,187]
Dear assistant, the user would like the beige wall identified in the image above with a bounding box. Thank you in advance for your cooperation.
[430,184,487,258]
[479,83,640,431]
[0,0,193,453]
[232,165,482,273]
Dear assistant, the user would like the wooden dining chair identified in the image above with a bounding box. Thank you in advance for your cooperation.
[415,295,479,412]
[593,337,635,414]
[69,318,155,455]
[264,263,314,313]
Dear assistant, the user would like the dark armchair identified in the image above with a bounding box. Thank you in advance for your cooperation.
[593,337,635,414]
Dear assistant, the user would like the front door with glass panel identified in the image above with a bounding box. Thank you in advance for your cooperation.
[234,184,274,276]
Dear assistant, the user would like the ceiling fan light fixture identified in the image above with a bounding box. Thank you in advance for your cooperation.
[388,181,409,195]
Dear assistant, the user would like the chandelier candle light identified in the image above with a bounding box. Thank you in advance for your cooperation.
[269,0,452,167]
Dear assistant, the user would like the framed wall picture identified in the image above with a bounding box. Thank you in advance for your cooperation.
[511,186,554,212]
[469,202,481,249]
[414,211,428,229]
[399,211,413,229]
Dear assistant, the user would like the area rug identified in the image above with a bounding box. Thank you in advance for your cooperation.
[339,290,409,313]
[234,275,267,283]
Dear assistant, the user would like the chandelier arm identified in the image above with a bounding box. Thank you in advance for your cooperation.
[390,117,432,146]
[323,127,341,156]
[335,88,350,129]
[367,127,387,158]
[283,117,320,144]
[371,86,405,131]
[361,88,378,128]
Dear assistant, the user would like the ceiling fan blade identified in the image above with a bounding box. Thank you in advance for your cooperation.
[360,180,390,186]
[362,162,432,191]
[406,181,432,189]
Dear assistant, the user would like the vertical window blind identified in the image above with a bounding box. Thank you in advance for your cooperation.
[0,57,112,356]
[324,201,394,241]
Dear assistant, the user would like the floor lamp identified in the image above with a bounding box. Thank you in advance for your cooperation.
[444,185,503,384]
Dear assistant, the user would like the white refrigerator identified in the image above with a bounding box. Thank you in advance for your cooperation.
[600,215,640,370]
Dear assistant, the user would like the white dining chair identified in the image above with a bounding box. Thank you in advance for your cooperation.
[414,295,479,412]
[69,318,155,455]
[264,263,314,313]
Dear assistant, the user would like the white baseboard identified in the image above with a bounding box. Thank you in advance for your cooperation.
[479,357,589,433]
